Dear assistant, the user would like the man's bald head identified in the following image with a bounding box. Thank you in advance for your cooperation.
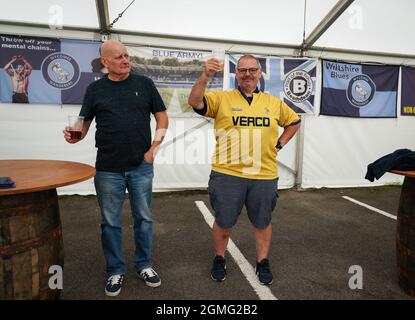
[100,40,126,58]
[100,40,131,80]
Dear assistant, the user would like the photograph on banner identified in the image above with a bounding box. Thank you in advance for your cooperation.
[128,46,224,117]
[401,66,415,116]
[228,54,316,114]
[321,60,399,118]
[0,34,103,105]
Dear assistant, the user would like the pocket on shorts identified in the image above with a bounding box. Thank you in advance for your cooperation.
[271,179,279,211]
[271,191,278,211]
[208,172,219,211]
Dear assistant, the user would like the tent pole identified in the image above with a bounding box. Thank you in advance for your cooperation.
[95,0,110,38]
[301,0,355,54]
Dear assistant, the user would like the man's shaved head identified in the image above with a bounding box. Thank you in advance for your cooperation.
[100,40,126,58]
[99,40,131,80]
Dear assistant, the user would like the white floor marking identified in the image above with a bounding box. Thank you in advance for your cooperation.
[342,196,397,220]
[195,200,278,300]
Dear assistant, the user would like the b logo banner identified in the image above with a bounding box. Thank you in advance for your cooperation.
[228,55,316,114]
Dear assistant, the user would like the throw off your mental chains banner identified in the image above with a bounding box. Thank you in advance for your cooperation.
[0,34,103,104]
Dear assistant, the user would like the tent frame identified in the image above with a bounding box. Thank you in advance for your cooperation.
[1,0,414,189]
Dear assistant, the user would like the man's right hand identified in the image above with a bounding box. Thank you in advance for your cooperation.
[63,126,81,144]
[204,58,223,78]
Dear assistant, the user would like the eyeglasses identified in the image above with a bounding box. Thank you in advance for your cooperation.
[237,68,259,74]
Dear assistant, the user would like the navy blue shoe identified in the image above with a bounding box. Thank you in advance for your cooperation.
[211,255,226,282]
[105,274,124,297]
[138,267,161,287]
[255,259,273,285]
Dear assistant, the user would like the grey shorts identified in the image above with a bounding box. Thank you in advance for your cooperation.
[208,171,279,229]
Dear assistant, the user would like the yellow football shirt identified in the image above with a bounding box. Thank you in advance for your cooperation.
[202,89,300,179]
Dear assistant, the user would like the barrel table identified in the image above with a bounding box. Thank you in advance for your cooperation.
[390,170,415,297]
[0,160,95,300]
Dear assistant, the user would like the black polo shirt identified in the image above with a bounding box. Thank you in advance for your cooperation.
[80,73,166,172]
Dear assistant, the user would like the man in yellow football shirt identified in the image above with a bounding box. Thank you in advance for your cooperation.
[188,54,300,285]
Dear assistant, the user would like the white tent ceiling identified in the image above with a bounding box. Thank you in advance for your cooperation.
[0,0,414,58]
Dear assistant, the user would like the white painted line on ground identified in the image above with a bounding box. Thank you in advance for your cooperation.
[342,196,397,220]
[194,200,278,300]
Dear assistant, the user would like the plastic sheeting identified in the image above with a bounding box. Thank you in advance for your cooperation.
[2,97,412,195]
[300,116,411,188]
[0,102,299,194]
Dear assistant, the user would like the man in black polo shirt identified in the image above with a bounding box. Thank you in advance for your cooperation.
[63,40,168,297]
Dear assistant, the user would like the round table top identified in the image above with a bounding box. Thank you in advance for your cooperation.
[389,170,415,178]
[0,159,96,196]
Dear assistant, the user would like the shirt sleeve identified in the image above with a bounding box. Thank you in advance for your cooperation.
[201,91,222,118]
[79,84,96,121]
[148,78,166,114]
[277,98,301,128]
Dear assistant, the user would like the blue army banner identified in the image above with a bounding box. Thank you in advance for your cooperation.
[321,60,399,118]
[0,34,103,104]
[401,66,415,116]
[228,55,317,114]
[128,46,223,117]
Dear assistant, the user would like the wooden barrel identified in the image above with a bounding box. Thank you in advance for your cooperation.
[396,176,415,297]
[0,189,64,299]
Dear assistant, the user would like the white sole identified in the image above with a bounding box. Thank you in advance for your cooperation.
[105,288,121,297]
[144,281,161,288]
[138,273,161,287]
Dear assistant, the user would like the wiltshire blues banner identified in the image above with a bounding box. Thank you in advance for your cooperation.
[321,60,399,118]
[0,34,103,104]
[401,66,415,116]
[228,55,317,114]
[128,46,223,117]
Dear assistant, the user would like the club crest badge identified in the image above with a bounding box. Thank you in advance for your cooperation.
[346,74,376,107]
[283,70,313,103]
[42,53,80,89]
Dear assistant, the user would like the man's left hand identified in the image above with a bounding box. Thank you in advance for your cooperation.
[144,150,155,164]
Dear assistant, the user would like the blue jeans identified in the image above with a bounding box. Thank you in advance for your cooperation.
[94,160,154,276]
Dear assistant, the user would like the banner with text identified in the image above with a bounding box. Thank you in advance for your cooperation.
[401,66,415,116]
[321,60,398,118]
[128,46,223,117]
[228,55,317,114]
[0,34,103,105]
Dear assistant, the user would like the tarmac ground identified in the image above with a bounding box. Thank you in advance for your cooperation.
[58,185,413,301]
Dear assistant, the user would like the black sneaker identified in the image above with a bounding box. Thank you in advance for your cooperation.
[255,259,273,285]
[211,255,226,282]
[105,274,124,297]
[138,267,161,287]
